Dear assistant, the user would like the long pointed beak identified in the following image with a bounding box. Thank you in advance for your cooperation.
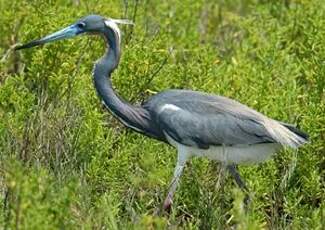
[15,25,80,50]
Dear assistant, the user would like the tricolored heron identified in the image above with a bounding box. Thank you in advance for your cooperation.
[16,15,308,210]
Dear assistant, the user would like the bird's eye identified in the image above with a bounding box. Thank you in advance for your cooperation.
[76,22,86,29]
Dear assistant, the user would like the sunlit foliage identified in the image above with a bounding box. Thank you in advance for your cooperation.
[0,0,324,229]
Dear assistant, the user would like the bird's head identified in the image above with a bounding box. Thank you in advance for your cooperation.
[15,14,133,50]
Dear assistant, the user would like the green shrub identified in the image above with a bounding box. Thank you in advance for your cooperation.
[0,0,324,229]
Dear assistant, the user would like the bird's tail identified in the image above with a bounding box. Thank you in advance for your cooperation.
[263,119,309,149]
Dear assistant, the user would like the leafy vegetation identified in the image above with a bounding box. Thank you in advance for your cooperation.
[0,0,324,229]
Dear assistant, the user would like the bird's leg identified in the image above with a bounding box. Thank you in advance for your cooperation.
[227,164,248,191]
[215,163,227,192]
[215,144,228,191]
[162,149,190,211]
[162,163,185,211]
[227,164,250,206]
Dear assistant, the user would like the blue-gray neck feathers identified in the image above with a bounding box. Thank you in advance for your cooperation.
[92,21,163,140]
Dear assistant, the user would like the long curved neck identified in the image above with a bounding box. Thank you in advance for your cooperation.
[93,26,160,139]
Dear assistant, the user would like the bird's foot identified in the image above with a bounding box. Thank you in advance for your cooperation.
[153,196,173,216]
[162,197,172,213]
[243,193,251,211]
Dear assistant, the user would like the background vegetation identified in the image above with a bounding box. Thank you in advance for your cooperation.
[0,0,324,229]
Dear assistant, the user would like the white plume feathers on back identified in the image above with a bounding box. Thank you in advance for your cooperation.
[110,18,134,25]
[104,18,134,45]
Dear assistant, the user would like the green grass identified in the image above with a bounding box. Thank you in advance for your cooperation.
[0,0,324,229]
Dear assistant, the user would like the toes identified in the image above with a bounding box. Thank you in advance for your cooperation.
[163,198,172,213]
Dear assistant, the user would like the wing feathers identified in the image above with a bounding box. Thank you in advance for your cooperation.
[145,90,308,149]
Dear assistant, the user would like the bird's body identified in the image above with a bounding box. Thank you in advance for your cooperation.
[141,89,303,165]
[16,14,308,210]
[142,89,306,148]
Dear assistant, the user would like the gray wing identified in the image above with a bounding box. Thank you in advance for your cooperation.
[144,90,275,148]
